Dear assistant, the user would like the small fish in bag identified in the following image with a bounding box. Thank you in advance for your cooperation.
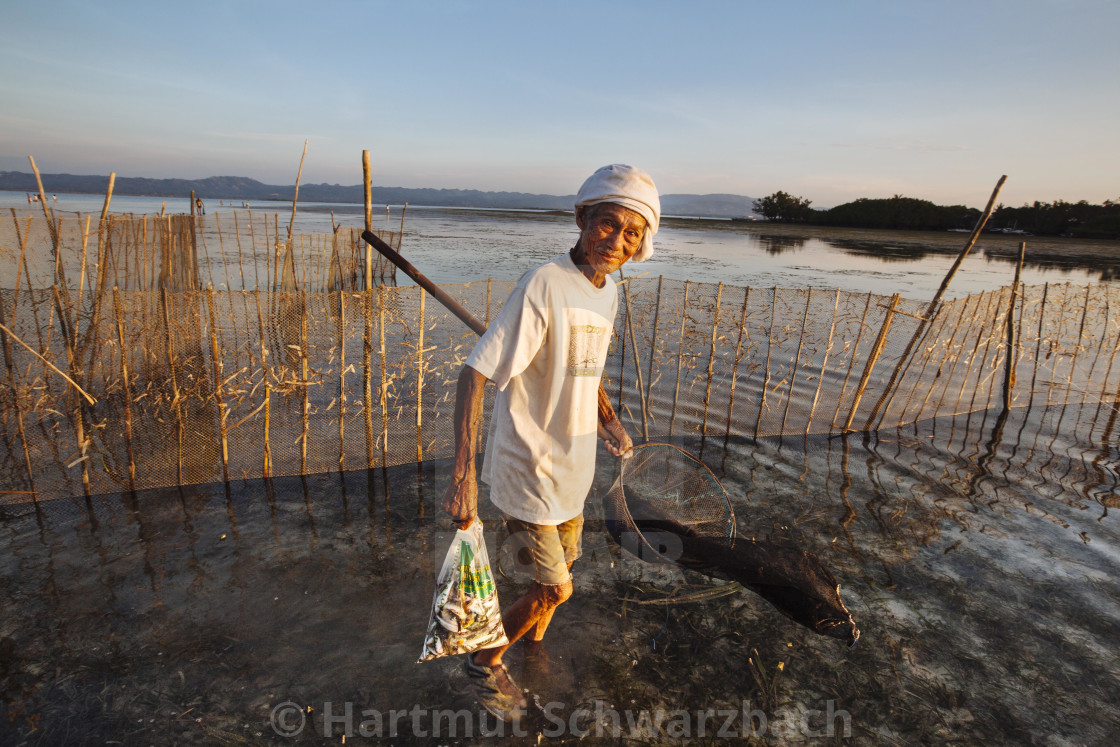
[418,520,509,662]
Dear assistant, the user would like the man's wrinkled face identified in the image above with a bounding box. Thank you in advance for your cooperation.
[573,203,647,278]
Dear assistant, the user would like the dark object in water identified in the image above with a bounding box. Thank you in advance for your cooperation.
[608,487,860,647]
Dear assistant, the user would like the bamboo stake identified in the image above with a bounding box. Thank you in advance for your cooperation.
[865,175,1007,426]
[701,282,723,437]
[205,287,231,483]
[416,289,425,463]
[0,320,96,404]
[255,292,272,477]
[724,285,750,444]
[668,280,690,437]
[622,275,649,441]
[51,285,91,494]
[754,287,779,438]
[1002,242,1026,410]
[844,293,900,432]
[364,287,375,468]
[378,285,389,467]
[161,287,184,485]
[780,288,812,435]
[397,203,408,251]
[363,150,373,290]
[339,290,346,470]
[646,276,664,413]
[938,291,993,418]
[113,288,137,491]
[806,288,842,435]
[28,156,65,288]
[300,291,310,474]
[0,292,37,497]
[894,296,954,426]
[913,294,979,424]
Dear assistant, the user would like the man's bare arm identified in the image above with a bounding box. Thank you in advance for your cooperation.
[442,365,489,527]
[597,383,634,458]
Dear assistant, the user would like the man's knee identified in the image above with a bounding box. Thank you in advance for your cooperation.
[534,579,573,609]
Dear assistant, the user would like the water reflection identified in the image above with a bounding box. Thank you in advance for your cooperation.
[754,234,808,256]
[1,401,1117,743]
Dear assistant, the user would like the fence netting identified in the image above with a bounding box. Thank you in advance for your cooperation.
[2,211,1119,502]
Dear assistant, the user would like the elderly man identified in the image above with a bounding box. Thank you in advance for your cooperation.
[442,164,660,719]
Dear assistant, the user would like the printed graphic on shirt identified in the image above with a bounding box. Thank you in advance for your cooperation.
[567,324,607,376]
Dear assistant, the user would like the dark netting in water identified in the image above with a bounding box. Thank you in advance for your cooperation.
[603,442,735,563]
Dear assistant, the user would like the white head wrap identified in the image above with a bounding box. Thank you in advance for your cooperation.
[574,164,660,262]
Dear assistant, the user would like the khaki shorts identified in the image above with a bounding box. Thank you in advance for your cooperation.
[502,513,584,586]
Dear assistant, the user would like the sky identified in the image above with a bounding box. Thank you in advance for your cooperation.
[2,0,1118,209]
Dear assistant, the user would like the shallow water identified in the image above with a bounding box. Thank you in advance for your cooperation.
[3,190,1116,299]
[2,402,1117,744]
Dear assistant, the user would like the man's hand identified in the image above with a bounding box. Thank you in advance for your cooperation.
[598,417,634,459]
[442,472,478,529]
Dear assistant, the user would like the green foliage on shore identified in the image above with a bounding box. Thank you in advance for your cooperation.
[756,190,1120,238]
[816,195,978,231]
[752,191,814,223]
[990,199,1120,238]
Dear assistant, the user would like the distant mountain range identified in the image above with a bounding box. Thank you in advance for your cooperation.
[0,171,760,219]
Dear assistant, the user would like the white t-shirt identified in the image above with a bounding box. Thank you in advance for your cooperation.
[465,253,618,525]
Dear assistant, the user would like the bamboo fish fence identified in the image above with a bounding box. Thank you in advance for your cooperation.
[1,210,1119,503]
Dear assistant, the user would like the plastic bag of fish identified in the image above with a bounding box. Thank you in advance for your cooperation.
[418,520,509,662]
